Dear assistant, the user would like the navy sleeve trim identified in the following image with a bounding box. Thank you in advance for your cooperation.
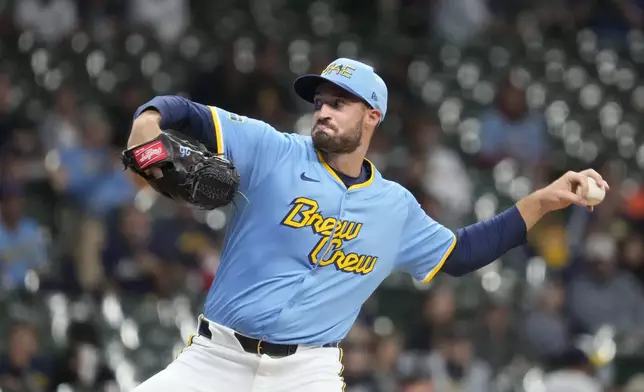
[442,206,527,276]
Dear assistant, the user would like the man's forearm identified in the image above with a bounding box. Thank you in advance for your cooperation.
[442,205,528,276]
[128,111,162,148]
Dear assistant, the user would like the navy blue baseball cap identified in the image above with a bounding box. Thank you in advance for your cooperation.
[294,58,388,122]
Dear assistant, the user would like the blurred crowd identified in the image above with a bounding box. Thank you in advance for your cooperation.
[2,0,644,391]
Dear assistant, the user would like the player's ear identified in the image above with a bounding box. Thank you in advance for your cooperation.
[365,108,381,128]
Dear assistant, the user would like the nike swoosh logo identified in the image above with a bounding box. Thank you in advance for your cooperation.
[300,172,320,182]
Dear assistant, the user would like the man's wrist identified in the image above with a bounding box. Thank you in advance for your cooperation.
[516,190,548,231]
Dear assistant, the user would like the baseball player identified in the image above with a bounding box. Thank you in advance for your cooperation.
[124,58,609,391]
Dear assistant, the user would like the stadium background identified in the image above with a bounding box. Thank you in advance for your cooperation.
[1,0,644,391]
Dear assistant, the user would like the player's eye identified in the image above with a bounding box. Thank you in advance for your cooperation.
[331,99,343,108]
[313,98,323,111]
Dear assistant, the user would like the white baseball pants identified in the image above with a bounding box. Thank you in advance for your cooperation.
[132,318,345,392]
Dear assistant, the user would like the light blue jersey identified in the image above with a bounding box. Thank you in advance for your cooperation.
[197,107,455,345]
[136,59,457,346]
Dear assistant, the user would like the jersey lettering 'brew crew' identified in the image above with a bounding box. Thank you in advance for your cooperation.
[134,96,456,345]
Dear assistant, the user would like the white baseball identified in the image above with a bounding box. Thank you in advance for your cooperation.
[577,176,606,206]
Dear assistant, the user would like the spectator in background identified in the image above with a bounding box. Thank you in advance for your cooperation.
[2,126,44,183]
[101,205,185,297]
[0,72,28,151]
[373,332,405,391]
[14,0,78,45]
[407,286,456,352]
[245,43,297,131]
[541,347,601,392]
[425,323,493,392]
[396,0,432,37]
[342,322,383,392]
[40,84,82,152]
[187,46,257,114]
[571,0,644,49]
[49,321,117,392]
[150,204,222,292]
[61,106,137,293]
[478,74,548,184]
[474,301,520,374]
[252,85,294,132]
[625,179,644,226]
[400,375,435,392]
[0,181,49,291]
[0,322,50,392]
[50,108,134,218]
[107,82,147,148]
[77,0,127,44]
[523,280,572,361]
[528,0,576,37]
[407,112,472,228]
[620,233,644,287]
[128,0,188,45]
[0,73,42,184]
[431,0,493,45]
[567,231,644,337]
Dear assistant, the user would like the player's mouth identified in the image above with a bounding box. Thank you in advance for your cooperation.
[313,124,336,133]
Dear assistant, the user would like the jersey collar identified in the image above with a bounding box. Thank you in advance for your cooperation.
[316,150,376,191]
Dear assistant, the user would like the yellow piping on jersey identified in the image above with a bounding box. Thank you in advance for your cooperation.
[316,151,375,190]
[422,232,457,283]
[208,106,224,155]
[339,347,346,391]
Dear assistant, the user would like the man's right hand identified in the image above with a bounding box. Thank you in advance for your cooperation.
[127,110,164,178]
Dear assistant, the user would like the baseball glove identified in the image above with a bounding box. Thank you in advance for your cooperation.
[122,130,240,210]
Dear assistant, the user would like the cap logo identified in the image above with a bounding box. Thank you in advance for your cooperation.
[371,92,378,101]
[321,63,355,79]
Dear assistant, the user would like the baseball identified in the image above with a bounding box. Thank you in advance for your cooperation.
[578,176,606,206]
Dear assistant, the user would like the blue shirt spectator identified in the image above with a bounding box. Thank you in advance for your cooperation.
[567,232,644,335]
[479,109,547,167]
[0,182,48,290]
[52,110,135,217]
[101,205,157,294]
[101,205,186,297]
[523,281,572,361]
[150,205,219,270]
[58,147,133,214]
[150,205,223,291]
[478,76,548,173]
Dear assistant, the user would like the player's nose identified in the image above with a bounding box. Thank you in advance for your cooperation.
[317,102,334,117]
[313,109,332,123]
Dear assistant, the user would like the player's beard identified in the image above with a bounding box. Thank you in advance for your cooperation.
[312,118,363,154]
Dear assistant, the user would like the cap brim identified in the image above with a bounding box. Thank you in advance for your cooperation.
[293,75,368,106]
